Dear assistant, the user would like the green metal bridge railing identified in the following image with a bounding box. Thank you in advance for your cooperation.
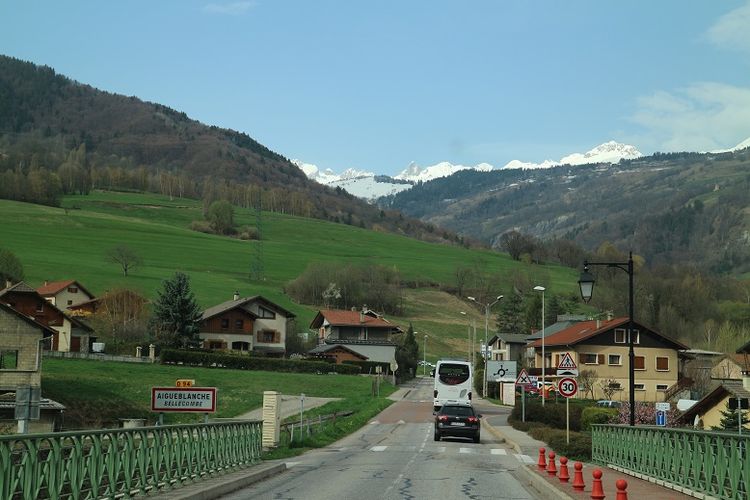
[0,421,262,500]
[592,424,749,500]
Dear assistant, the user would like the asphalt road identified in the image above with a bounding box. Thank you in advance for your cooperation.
[220,378,536,500]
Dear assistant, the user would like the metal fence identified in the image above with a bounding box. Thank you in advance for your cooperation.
[592,424,749,500]
[0,421,262,500]
[281,411,353,445]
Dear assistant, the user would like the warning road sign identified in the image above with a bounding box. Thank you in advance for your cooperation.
[556,352,578,377]
[515,368,532,386]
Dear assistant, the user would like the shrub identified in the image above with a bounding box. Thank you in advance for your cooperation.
[527,426,592,461]
[161,349,361,375]
[581,407,618,431]
[342,360,391,374]
[190,220,213,234]
[238,225,259,240]
[510,400,585,431]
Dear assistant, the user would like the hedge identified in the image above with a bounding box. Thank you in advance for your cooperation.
[527,426,592,461]
[161,349,361,375]
[580,407,618,431]
[342,360,391,374]
[510,400,585,431]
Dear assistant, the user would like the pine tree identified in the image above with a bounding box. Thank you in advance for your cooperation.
[395,324,419,380]
[496,292,525,335]
[711,401,750,432]
[150,272,202,348]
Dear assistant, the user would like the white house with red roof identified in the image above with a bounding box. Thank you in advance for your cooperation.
[36,280,95,309]
[308,307,402,364]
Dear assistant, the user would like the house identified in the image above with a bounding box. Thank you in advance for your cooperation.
[199,293,296,357]
[308,308,402,364]
[525,314,588,367]
[66,289,148,318]
[36,280,95,309]
[0,302,55,390]
[0,281,95,353]
[529,317,688,402]
[677,378,750,430]
[307,343,369,364]
[487,334,527,363]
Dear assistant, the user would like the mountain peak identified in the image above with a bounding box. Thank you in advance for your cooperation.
[503,141,642,170]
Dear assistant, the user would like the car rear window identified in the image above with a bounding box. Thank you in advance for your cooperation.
[438,363,470,385]
[441,406,474,416]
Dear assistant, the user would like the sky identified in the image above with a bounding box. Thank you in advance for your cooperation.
[1,1,749,175]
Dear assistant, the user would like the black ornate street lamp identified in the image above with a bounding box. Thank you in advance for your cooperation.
[578,252,636,426]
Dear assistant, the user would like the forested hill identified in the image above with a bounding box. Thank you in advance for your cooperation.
[0,55,462,246]
[383,150,750,275]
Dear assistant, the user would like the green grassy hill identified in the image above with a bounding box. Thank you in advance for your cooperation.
[1,190,579,359]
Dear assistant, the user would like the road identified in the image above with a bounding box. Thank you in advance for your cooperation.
[221,378,537,500]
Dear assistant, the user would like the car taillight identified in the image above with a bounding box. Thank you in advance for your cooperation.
[434,390,438,398]
[468,391,472,400]
[467,416,478,423]
[438,416,449,422]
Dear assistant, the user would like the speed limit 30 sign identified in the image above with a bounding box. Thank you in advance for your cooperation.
[558,377,578,398]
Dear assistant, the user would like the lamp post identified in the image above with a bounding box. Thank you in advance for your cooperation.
[468,295,503,399]
[460,311,470,361]
[578,251,636,426]
[423,334,428,376]
[533,286,546,406]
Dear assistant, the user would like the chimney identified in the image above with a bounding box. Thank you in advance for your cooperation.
[596,319,601,329]
[44,280,49,286]
[743,371,750,393]
[233,291,240,301]
[360,305,368,324]
[4,279,12,290]
[606,311,613,321]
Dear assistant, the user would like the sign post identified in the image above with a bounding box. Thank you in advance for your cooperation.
[558,377,578,444]
[151,387,217,425]
[515,368,532,422]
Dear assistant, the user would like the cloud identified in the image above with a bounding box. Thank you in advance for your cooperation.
[706,1,750,53]
[204,1,256,15]
[630,82,750,152]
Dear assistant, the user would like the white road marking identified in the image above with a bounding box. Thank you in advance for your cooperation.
[459,447,472,454]
[491,448,508,455]
[514,454,535,464]
[437,446,446,453]
[286,462,300,468]
[397,420,406,424]
[369,420,380,425]
[371,446,387,452]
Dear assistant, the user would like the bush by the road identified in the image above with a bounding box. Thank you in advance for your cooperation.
[161,349,361,374]
[580,407,618,431]
[510,400,585,431]
[527,427,591,462]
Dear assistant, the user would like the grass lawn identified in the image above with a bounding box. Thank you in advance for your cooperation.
[41,358,393,429]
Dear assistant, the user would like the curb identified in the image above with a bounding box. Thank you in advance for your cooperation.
[481,418,519,453]
[158,462,287,500]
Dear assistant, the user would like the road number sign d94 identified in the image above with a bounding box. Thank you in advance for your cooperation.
[558,377,578,398]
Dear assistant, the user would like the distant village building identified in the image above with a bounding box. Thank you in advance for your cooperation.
[36,280,95,309]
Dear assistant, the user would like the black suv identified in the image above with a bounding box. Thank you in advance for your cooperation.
[434,404,481,443]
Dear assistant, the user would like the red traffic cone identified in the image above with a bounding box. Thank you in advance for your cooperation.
[537,447,547,469]
[591,468,605,499]
[615,479,628,500]
[572,462,585,491]
[546,451,557,476]
[558,456,570,483]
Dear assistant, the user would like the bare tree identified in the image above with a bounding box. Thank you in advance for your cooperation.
[598,378,620,400]
[107,244,143,276]
[578,369,598,400]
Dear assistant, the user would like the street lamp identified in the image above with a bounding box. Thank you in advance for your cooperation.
[533,286,546,406]
[423,334,428,376]
[468,295,503,399]
[578,251,636,426]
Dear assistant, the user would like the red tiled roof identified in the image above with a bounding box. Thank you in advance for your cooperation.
[36,280,93,298]
[530,318,629,348]
[314,309,397,328]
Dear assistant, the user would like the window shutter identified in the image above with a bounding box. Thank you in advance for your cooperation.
[257,332,262,342]
[598,354,605,365]
[634,356,645,369]
[275,331,280,343]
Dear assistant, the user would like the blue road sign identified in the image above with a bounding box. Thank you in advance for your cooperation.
[656,410,666,427]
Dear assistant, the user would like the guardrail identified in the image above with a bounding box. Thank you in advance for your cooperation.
[591,424,749,500]
[281,411,354,444]
[0,421,262,500]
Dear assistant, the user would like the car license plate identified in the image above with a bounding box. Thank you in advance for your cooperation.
[450,422,465,426]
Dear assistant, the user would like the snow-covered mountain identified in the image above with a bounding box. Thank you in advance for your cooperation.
[710,136,750,154]
[291,160,412,201]
[394,161,494,183]
[502,141,642,170]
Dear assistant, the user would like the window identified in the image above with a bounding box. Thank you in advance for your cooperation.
[656,357,669,371]
[608,354,622,366]
[438,363,470,385]
[614,329,626,344]
[67,300,73,306]
[656,384,669,391]
[67,286,78,293]
[0,350,19,369]
[208,341,224,349]
[36,302,44,313]
[634,383,645,391]
[634,356,645,370]
[261,330,276,343]
[631,330,640,344]
[220,318,229,329]
[231,341,250,351]
[582,353,599,365]
[608,381,622,390]
[235,319,244,329]
[258,307,275,319]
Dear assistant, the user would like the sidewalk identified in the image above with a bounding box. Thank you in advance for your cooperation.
[481,408,696,500]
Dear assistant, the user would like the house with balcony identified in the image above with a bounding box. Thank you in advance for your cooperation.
[308,308,402,364]
[529,317,688,402]
[198,293,296,357]
[0,281,95,353]
[487,334,528,363]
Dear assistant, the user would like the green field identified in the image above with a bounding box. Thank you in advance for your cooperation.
[41,358,394,429]
[1,191,580,359]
